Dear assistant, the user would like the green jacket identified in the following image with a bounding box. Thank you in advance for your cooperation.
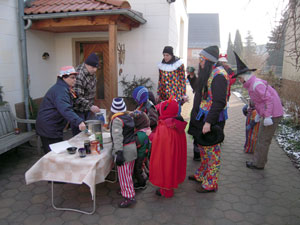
[136,131,151,158]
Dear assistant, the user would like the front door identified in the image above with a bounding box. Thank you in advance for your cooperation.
[76,42,110,109]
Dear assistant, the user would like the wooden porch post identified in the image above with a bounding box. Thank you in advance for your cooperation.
[109,22,118,103]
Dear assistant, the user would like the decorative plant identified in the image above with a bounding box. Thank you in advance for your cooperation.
[119,75,154,108]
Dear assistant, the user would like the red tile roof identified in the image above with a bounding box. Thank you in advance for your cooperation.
[24,0,131,15]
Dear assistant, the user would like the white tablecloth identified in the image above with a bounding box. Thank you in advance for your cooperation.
[25,132,113,199]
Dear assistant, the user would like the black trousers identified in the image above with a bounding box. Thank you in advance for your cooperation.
[40,136,63,154]
[133,156,146,185]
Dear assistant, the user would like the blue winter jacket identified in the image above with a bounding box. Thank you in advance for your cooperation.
[36,78,84,138]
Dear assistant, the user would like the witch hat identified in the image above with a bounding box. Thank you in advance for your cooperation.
[232,51,256,78]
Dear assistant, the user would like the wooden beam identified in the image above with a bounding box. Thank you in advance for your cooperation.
[109,22,118,101]
[30,16,111,30]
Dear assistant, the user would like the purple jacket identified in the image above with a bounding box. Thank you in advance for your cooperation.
[243,75,283,118]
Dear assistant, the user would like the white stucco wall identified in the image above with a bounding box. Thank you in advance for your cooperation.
[17,0,189,104]
[27,31,109,99]
[282,6,300,82]
[0,0,23,112]
[118,0,188,96]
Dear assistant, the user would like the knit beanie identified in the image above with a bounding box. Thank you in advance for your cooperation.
[111,97,127,114]
[132,110,150,130]
[199,46,219,63]
[187,66,195,73]
[132,86,149,105]
[163,46,174,56]
[85,52,99,68]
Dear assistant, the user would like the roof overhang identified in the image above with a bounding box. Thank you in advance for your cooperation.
[23,9,146,32]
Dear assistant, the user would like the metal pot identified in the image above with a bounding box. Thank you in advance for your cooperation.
[85,120,102,134]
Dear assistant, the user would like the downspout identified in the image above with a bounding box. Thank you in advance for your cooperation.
[18,0,31,131]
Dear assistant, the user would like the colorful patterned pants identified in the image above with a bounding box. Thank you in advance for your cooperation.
[117,161,135,199]
[194,144,221,191]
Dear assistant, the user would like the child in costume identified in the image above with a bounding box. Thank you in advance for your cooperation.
[132,86,158,130]
[242,100,260,153]
[149,98,187,198]
[130,110,151,190]
[110,98,137,208]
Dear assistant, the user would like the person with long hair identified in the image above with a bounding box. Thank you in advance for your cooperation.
[188,46,229,193]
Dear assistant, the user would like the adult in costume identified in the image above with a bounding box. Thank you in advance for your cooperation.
[233,52,283,170]
[149,98,187,198]
[157,46,186,102]
[188,46,229,193]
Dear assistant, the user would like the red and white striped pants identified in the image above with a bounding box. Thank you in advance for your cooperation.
[117,160,135,199]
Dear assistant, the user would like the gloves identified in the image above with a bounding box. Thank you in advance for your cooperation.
[254,114,260,123]
[246,125,252,131]
[246,120,256,131]
[264,117,273,126]
[115,151,125,166]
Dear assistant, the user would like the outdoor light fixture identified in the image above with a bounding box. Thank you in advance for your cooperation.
[166,0,176,3]
[42,52,49,60]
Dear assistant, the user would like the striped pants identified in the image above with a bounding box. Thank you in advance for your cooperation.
[117,160,135,199]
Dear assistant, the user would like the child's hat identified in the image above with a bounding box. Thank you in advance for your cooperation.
[131,110,150,130]
[218,54,228,63]
[132,86,149,105]
[111,97,126,113]
[157,96,178,120]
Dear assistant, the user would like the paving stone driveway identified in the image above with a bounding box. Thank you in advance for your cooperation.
[1,86,300,225]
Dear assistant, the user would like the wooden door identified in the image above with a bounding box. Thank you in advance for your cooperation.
[77,42,110,109]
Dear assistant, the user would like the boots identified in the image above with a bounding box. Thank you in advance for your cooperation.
[193,143,201,161]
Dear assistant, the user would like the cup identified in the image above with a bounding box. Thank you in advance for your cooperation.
[78,148,86,158]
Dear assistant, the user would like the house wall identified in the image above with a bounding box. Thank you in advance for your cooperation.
[282,5,300,82]
[27,30,56,98]
[0,0,23,113]
[118,0,188,96]
[26,31,109,99]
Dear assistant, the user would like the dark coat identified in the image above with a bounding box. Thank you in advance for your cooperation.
[36,78,84,138]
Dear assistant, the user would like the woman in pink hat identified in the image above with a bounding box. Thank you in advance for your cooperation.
[36,66,86,154]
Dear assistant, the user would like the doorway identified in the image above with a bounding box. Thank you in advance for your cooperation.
[75,42,110,109]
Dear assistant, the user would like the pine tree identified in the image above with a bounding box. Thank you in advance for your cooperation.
[266,22,285,75]
[244,31,257,61]
[226,33,235,66]
[233,30,243,57]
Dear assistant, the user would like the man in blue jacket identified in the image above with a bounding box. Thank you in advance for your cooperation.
[36,66,86,154]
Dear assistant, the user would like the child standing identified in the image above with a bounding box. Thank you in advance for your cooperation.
[130,110,151,190]
[132,86,158,130]
[242,99,260,153]
[110,98,137,208]
[149,98,187,198]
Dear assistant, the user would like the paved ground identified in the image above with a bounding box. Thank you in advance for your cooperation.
[1,85,300,225]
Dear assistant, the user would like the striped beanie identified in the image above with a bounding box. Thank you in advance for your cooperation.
[111,97,127,114]
[132,86,149,105]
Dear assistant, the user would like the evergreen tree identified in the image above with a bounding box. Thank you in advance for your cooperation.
[226,33,235,66]
[244,31,257,61]
[233,30,243,57]
[266,22,285,75]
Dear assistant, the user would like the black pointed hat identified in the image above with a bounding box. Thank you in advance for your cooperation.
[232,51,256,78]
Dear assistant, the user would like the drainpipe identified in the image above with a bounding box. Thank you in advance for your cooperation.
[18,0,31,131]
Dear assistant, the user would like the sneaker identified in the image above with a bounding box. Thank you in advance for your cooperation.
[119,197,136,208]
[134,183,147,190]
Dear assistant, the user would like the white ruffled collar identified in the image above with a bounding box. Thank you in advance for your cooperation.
[158,59,184,72]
